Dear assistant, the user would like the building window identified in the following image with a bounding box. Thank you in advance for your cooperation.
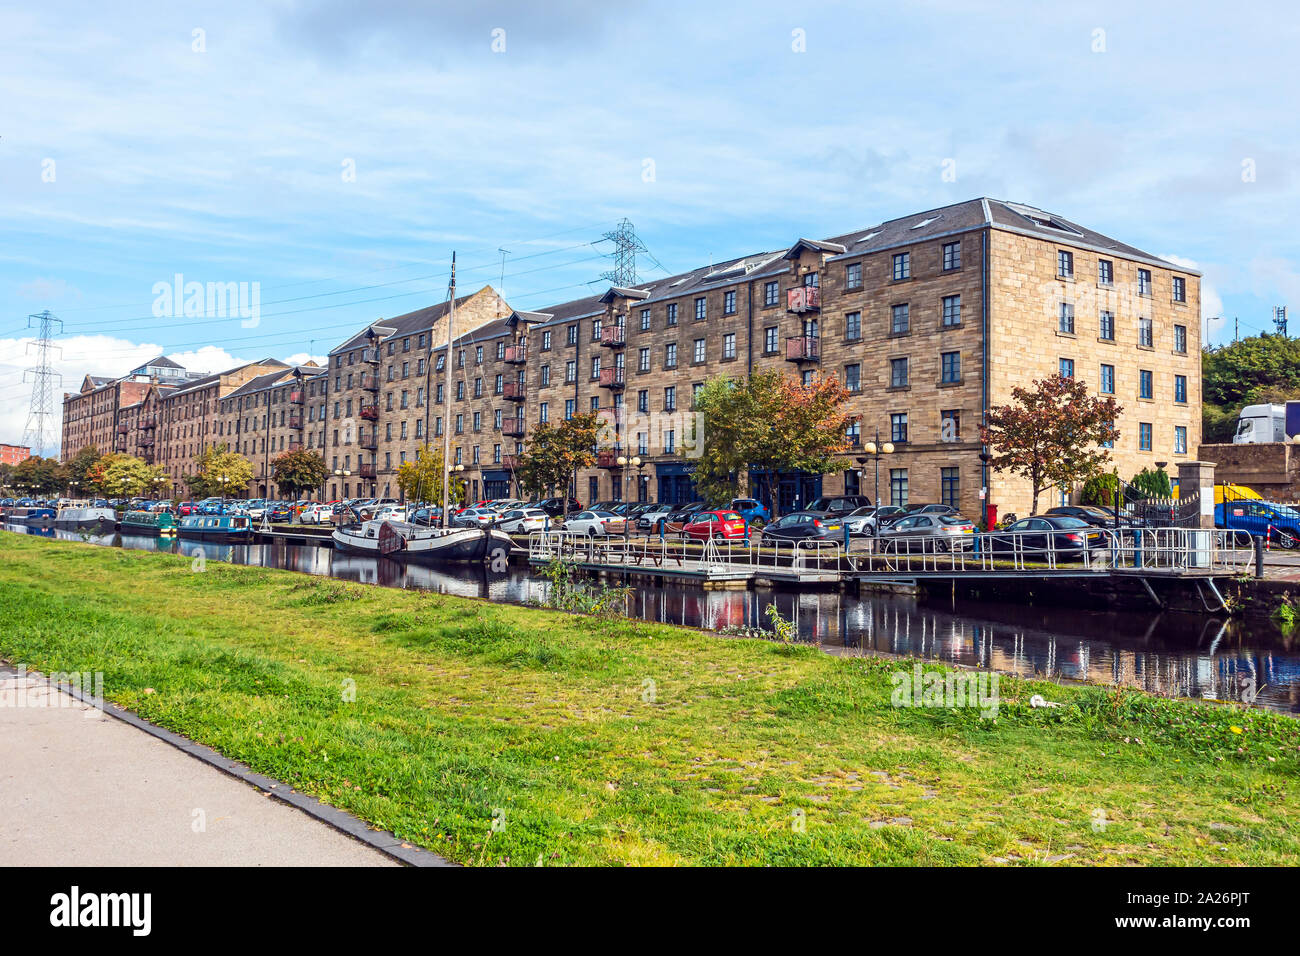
[764,281,779,307]
[565,360,577,384]
[637,390,649,413]
[693,338,706,363]
[665,429,676,455]
[1175,374,1188,403]
[845,311,861,340]
[940,468,960,508]
[1058,250,1074,278]
[473,411,482,432]
[475,346,483,364]
[890,357,909,388]
[1099,310,1114,341]
[665,343,677,368]
[942,295,961,327]
[890,412,908,443]
[664,386,676,412]
[1138,269,1152,296]
[941,351,961,384]
[1139,369,1153,399]
[693,297,707,321]
[539,402,548,423]
[942,241,961,271]
[723,333,736,359]
[845,262,863,289]
[564,399,575,420]
[940,409,961,442]
[1059,303,1075,334]
[891,303,910,335]
[1175,426,1188,454]
[638,347,650,372]
[541,330,552,350]
[494,409,502,429]
[640,308,651,331]
[1098,259,1113,285]
[723,290,736,315]
[591,356,601,380]
[540,365,551,386]
[1174,324,1187,354]
[764,326,778,353]
[666,303,678,326]
[890,468,909,507]
[1059,358,1074,379]
[1139,422,1152,451]
[496,341,504,360]
[1100,363,1115,394]
[564,325,577,346]
[892,252,910,280]
[1138,317,1154,347]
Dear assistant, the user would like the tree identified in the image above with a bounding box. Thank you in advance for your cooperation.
[85,453,127,496]
[395,444,465,504]
[66,445,101,490]
[981,375,1121,516]
[514,413,601,497]
[98,456,168,499]
[1201,333,1300,444]
[185,444,254,499]
[1129,466,1172,499]
[272,448,327,501]
[692,371,853,514]
[12,456,67,496]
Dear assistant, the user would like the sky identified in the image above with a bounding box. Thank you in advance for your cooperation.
[2,0,1298,455]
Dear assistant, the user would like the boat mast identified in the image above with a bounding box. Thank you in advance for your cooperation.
[440,253,456,528]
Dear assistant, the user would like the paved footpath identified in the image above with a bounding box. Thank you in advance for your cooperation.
[0,668,397,866]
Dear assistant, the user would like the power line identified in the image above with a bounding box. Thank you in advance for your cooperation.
[600,218,648,287]
[21,311,63,458]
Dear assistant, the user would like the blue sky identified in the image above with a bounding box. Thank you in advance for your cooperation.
[2,0,1298,449]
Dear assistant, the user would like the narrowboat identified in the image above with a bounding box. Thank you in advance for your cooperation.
[54,504,117,531]
[178,513,254,542]
[120,510,178,536]
[332,518,512,565]
[8,507,56,528]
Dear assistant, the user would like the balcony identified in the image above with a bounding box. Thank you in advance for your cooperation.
[599,325,626,348]
[114,440,128,453]
[359,403,379,421]
[787,286,821,313]
[596,450,623,469]
[288,439,303,452]
[503,381,526,401]
[502,419,526,438]
[359,373,380,392]
[359,435,378,451]
[116,424,129,434]
[288,413,304,429]
[289,389,305,404]
[358,463,377,479]
[785,335,820,363]
[141,416,156,430]
[598,367,625,390]
[502,455,520,471]
[504,344,527,364]
[362,347,380,364]
[139,435,154,448]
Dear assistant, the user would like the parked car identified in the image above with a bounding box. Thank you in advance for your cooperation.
[245,500,268,520]
[1046,504,1147,529]
[682,510,748,541]
[843,505,906,536]
[563,510,625,536]
[879,513,977,551]
[804,495,874,517]
[408,507,444,526]
[300,503,333,524]
[537,496,582,518]
[497,508,551,534]
[760,511,846,542]
[637,504,674,531]
[661,502,708,533]
[1214,499,1300,547]
[266,502,294,522]
[176,501,199,516]
[454,507,500,529]
[987,515,1107,560]
[728,498,770,526]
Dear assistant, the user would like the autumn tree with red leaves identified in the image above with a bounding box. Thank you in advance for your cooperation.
[980,375,1121,515]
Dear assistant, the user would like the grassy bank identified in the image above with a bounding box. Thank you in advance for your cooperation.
[1,534,1297,866]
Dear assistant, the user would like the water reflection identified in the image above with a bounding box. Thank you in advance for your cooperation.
[8,524,1299,714]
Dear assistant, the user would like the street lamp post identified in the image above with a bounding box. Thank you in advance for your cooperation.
[216,474,230,514]
[332,469,351,523]
[444,463,465,529]
[861,431,894,546]
[616,454,640,540]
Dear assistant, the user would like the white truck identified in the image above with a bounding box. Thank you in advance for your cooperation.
[1232,403,1300,443]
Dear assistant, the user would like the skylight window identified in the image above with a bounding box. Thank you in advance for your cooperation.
[910,216,941,229]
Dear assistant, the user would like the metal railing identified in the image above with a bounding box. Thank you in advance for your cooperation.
[525,527,1255,578]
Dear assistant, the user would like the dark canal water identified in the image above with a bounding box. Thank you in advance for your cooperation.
[7,523,1300,714]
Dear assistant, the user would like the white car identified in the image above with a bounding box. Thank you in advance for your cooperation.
[373,505,408,522]
[497,508,551,534]
[637,505,673,530]
[563,510,623,536]
[300,503,333,524]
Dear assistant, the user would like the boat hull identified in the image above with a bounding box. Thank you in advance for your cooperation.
[177,529,254,543]
[332,521,512,565]
[54,508,117,531]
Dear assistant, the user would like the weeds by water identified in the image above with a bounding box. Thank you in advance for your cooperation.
[535,557,633,616]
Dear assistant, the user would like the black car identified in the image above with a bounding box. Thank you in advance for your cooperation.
[804,495,873,517]
[536,496,582,518]
[760,511,847,542]
[1045,505,1147,529]
[987,515,1107,560]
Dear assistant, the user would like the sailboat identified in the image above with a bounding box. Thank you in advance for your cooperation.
[332,253,512,567]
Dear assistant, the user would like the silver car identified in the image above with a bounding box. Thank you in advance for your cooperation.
[497,508,551,533]
[878,513,977,551]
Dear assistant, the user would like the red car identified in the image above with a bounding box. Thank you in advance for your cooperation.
[177,501,198,516]
[682,510,748,541]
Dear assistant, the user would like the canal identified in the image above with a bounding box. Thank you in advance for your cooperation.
[7,523,1300,714]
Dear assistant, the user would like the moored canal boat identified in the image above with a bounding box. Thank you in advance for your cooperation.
[120,510,178,536]
[54,504,117,531]
[9,507,56,528]
[178,513,254,542]
[332,519,511,565]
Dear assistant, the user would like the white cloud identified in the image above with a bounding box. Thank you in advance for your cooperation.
[1159,253,1224,326]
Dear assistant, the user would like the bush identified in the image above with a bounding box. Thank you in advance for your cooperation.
[1129,466,1172,499]
[1080,473,1118,508]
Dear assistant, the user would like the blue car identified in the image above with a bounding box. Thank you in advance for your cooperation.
[1216,500,1300,547]
[729,497,771,526]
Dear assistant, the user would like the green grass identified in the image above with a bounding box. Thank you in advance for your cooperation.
[1,533,1297,866]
